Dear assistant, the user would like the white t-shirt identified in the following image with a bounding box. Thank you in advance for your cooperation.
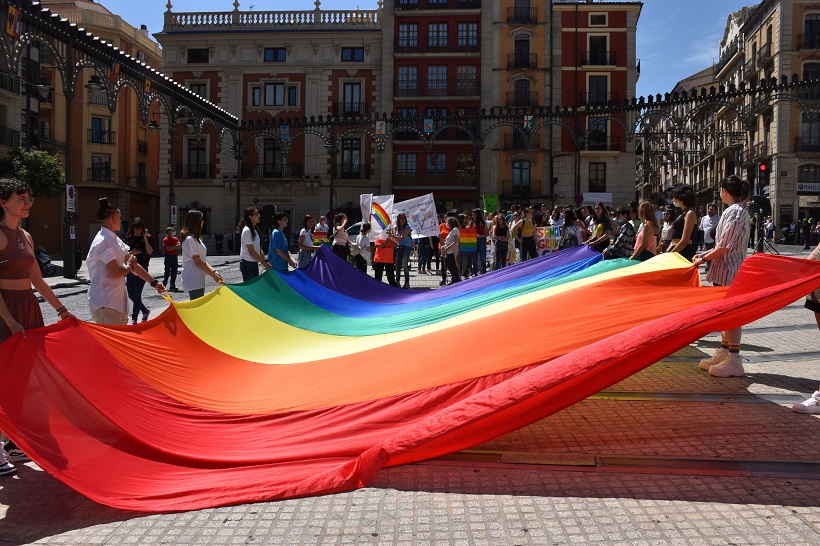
[240,226,261,262]
[87,227,129,314]
[299,228,314,249]
[356,233,371,262]
[444,227,460,255]
[181,236,208,291]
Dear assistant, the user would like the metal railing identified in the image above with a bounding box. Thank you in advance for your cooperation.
[582,50,616,66]
[714,42,739,75]
[88,167,116,182]
[579,91,620,106]
[500,179,543,196]
[334,102,370,117]
[506,91,539,107]
[506,7,537,24]
[332,164,371,180]
[175,164,214,179]
[585,137,621,152]
[757,42,773,67]
[795,136,820,153]
[797,33,820,51]
[0,126,20,148]
[507,53,537,70]
[242,163,303,179]
[0,71,20,95]
[393,173,477,186]
[87,129,116,144]
[503,133,541,150]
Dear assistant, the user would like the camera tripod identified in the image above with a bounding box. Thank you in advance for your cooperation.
[753,209,779,254]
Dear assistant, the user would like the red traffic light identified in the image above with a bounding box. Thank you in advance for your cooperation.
[759,163,767,172]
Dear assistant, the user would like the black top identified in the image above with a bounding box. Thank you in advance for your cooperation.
[669,213,687,241]
[127,233,153,269]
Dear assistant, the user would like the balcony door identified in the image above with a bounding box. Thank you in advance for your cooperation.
[512,160,531,195]
[514,38,530,66]
[343,83,362,115]
[263,138,283,178]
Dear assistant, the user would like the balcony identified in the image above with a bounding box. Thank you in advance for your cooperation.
[397,0,478,9]
[242,163,303,179]
[578,91,620,106]
[751,141,769,160]
[797,85,820,101]
[757,42,773,68]
[797,33,820,51]
[134,175,147,189]
[334,102,370,117]
[795,136,820,153]
[503,133,540,150]
[137,139,148,154]
[88,167,116,183]
[88,129,116,144]
[394,41,480,54]
[333,163,371,180]
[500,179,543,197]
[506,7,537,24]
[0,126,20,148]
[395,79,481,98]
[393,172,477,187]
[507,53,537,70]
[743,59,755,80]
[714,42,739,75]
[0,71,20,95]
[176,164,214,179]
[581,50,616,66]
[506,91,539,107]
[585,137,621,152]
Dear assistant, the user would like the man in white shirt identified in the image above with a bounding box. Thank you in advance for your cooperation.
[700,203,720,271]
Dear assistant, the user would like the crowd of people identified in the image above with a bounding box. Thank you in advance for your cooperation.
[3,176,820,478]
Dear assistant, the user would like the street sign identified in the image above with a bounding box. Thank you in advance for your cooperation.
[66,184,75,212]
[171,205,178,227]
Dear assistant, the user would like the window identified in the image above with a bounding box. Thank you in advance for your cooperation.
[341,47,364,61]
[251,82,298,107]
[90,154,112,182]
[89,89,107,105]
[456,153,476,180]
[136,51,145,61]
[263,138,283,178]
[512,160,531,194]
[188,82,207,100]
[427,65,447,95]
[264,48,286,62]
[428,0,447,5]
[588,36,609,65]
[429,23,448,48]
[427,153,446,175]
[588,75,608,104]
[803,62,820,100]
[801,113,820,151]
[513,79,531,105]
[397,154,416,181]
[588,117,608,150]
[90,116,111,144]
[589,13,607,26]
[136,162,147,188]
[398,0,419,7]
[799,164,820,183]
[341,139,362,179]
[456,107,479,135]
[187,48,209,63]
[343,82,363,115]
[457,22,478,48]
[187,138,207,178]
[514,37,530,66]
[397,66,418,95]
[425,107,448,131]
[396,108,418,137]
[589,162,606,192]
[805,13,820,47]
[456,65,477,95]
[398,24,418,49]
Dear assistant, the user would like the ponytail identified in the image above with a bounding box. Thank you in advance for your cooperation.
[97,197,118,220]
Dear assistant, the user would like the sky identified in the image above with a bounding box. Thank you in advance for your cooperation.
[109,0,755,100]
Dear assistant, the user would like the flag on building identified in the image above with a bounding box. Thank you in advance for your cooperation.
[144,79,151,100]
[6,6,20,38]
[109,61,120,84]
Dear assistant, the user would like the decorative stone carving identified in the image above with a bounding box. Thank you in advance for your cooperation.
[229,41,237,57]
[312,39,319,56]
[363,38,371,55]
[207,41,215,58]
[179,41,187,58]
[285,41,293,55]
[333,38,341,55]
[256,39,264,57]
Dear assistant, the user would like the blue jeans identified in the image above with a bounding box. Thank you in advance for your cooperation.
[476,237,487,274]
[396,245,411,284]
[126,274,148,321]
[163,254,178,288]
[417,244,429,271]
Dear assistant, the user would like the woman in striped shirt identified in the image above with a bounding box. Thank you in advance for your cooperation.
[692,175,751,378]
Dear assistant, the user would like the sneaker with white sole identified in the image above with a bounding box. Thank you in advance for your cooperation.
[3,440,30,463]
[792,391,820,414]
[0,449,15,477]
[709,352,745,377]
[699,348,728,371]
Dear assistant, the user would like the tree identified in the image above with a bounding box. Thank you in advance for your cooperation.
[0,147,64,197]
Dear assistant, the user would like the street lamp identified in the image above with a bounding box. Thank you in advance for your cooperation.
[229,140,248,246]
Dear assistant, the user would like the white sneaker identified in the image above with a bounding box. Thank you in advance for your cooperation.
[699,348,728,371]
[0,449,15,477]
[709,353,745,377]
[792,391,820,414]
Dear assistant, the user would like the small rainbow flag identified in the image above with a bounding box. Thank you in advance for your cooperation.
[313,228,329,245]
[460,227,477,253]
[371,203,391,230]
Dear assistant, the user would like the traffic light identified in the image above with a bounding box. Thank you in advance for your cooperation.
[757,161,770,192]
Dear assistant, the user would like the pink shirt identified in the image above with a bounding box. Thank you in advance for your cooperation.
[634,224,657,255]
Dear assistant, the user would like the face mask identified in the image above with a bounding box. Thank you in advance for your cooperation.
[616,217,625,226]
[673,200,682,209]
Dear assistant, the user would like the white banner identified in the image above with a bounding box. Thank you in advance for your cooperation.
[392,193,439,237]
[365,194,394,239]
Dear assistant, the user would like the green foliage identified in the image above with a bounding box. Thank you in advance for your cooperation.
[0,147,64,197]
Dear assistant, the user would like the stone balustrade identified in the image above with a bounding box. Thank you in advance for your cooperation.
[165,9,380,31]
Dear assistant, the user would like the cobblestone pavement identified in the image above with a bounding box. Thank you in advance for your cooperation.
[2,244,819,545]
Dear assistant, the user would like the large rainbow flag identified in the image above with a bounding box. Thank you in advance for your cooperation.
[1,247,819,512]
